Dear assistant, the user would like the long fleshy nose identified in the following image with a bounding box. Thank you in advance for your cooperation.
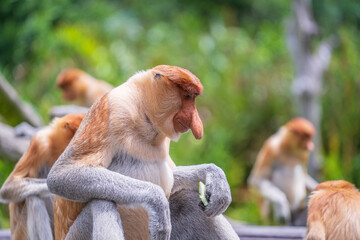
[190,109,203,140]
[307,141,314,151]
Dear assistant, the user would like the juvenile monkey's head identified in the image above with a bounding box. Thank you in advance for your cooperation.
[26,113,86,166]
[50,113,85,146]
[56,68,91,103]
[285,117,315,151]
[146,65,203,141]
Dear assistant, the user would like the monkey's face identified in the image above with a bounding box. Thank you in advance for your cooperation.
[62,84,77,101]
[57,69,88,103]
[286,118,315,152]
[299,134,314,151]
[173,89,203,140]
[150,65,203,142]
[292,132,314,151]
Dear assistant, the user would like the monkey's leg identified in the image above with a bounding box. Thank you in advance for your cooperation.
[26,196,54,240]
[91,200,124,240]
[65,203,92,240]
[66,200,124,240]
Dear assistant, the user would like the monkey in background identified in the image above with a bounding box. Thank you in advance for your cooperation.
[56,68,113,107]
[48,65,239,240]
[0,113,85,240]
[306,180,360,240]
[248,118,318,225]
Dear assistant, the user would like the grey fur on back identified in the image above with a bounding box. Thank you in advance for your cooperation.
[170,190,239,240]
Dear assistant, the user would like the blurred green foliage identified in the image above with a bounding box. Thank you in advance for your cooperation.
[0,0,360,227]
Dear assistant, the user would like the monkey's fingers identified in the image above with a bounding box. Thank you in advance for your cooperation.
[200,165,231,217]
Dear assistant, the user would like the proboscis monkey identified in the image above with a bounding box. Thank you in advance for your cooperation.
[248,118,318,224]
[56,68,113,107]
[306,180,360,240]
[0,113,85,240]
[48,65,239,240]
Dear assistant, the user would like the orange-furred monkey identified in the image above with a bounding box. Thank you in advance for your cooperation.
[248,118,318,225]
[48,65,239,240]
[56,68,113,107]
[0,113,85,240]
[306,180,360,240]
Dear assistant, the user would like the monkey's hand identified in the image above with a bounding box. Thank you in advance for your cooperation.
[172,163,231,217]
[147,185,172,240]
[254,179,291,224]
[0,178,50,203]
[273,197,291,224]
[202,164,231,217]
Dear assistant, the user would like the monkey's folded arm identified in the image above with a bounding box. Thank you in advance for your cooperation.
[0,177,50,203]
[171,163,231,217]
[47,162,171,240]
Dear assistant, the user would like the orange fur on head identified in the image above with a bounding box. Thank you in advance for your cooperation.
[306,180,360,240]
[56,69,88,89]
[152,65,203,95]
[283,117,315,152]
[56,69,89,102]
[286,118,315,138]
[314,179,356,191]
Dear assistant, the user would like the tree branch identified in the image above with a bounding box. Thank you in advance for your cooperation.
[0,74,43,127]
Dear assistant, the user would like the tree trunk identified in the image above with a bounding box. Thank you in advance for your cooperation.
[287,0,334,179]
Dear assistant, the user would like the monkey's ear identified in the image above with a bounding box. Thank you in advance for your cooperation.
[64,121,81,134]
[63,113,85,133]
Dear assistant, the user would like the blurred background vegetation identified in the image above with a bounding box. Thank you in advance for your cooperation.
[0,0,360,227]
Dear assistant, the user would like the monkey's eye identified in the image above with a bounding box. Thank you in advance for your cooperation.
[154,73,163,79]
[184,94,191,99]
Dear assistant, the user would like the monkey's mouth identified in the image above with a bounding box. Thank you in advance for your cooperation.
[177,120,189,132]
